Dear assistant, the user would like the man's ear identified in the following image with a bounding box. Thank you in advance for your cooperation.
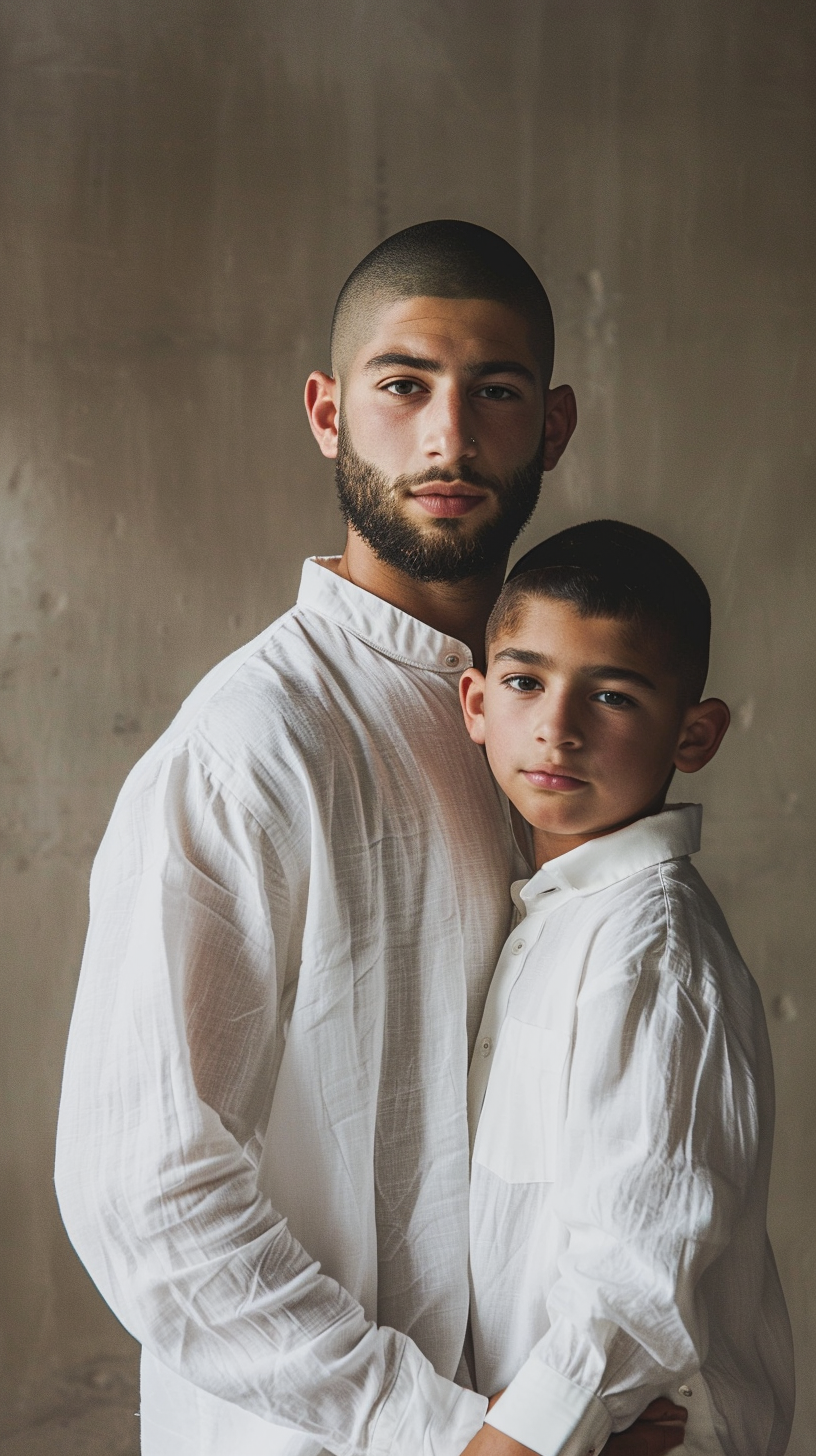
[459,668,488,745]
[305,371,340,459]
[542,384,578,471]
[674,697,730,774]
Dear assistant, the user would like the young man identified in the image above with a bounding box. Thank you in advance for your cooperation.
[460,520,794,1456]
[55,223,682,1456]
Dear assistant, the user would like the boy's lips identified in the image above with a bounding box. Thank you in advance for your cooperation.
[410,482,489,518]
[522,768,587,792]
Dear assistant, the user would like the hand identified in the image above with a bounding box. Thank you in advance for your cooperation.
[606,1398,687,1456]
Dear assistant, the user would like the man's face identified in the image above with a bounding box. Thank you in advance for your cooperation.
[334,297,549,582]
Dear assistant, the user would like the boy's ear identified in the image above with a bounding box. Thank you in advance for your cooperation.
[459,668,488,745]
[674,697,730,774]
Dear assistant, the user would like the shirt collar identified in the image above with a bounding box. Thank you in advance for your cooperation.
[515,803,703,914]
[297,557,473,674]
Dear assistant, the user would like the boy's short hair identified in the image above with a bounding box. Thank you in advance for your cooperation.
[488,519,711,700]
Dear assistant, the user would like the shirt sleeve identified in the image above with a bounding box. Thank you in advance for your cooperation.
[485,913,759,1456]
[55,747,486,1456]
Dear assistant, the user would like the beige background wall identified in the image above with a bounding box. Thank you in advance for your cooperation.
[1,2,813,1450]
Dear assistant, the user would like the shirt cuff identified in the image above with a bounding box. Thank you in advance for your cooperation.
[485,1359,611,1456]
[371,1336,488,1456]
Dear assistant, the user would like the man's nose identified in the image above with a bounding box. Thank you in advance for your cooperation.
[420,384,478,462]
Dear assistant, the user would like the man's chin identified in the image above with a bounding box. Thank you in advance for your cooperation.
[404,501,499,536]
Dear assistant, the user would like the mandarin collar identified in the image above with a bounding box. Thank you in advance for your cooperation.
[297,557,473,674]
[512,804,703,916]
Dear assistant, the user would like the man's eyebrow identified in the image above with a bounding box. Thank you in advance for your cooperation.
[363,352,442,373]
[362,353,536,382]
[465,360,536,384]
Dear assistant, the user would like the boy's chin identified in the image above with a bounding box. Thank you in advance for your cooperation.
[529,803,648,844]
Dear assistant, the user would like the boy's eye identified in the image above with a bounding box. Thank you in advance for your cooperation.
[504,674,542,693]
[383,379,425,395]
[593,690,636,708]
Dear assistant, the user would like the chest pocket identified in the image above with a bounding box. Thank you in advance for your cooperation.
[472,1017,568,1183]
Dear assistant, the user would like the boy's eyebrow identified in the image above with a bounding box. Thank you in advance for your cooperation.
[493,648,553,666]
[493,647,658,691]
[585,665,658,691]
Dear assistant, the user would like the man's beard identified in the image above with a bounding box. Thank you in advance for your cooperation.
[334,417,545,584]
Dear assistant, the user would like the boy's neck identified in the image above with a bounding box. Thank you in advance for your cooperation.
[328,528,507,671]
[532,792,669,869]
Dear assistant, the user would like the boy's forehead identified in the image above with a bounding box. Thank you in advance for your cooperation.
[490,598,669,676]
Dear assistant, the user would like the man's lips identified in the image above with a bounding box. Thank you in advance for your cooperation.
[522,769,587,792]
[410,482,489,518]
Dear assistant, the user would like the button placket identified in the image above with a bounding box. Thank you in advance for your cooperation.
[467,914,544,1149]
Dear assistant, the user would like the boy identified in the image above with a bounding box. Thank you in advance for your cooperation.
[459,520,794,1456]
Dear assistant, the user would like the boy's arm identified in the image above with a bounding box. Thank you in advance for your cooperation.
[483,943,756,1454]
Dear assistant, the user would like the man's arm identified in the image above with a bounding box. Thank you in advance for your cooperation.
[55,748,486,1456]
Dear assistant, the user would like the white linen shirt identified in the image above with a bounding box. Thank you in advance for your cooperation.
[470,806,794,1456]
[55,558,525,1456]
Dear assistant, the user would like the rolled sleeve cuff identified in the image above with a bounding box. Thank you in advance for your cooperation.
[485,1359,611,1456]
[371,1337,488,1456]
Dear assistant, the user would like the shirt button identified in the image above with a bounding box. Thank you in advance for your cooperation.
[480,1036,493,1057]
[444,653,461,667]
[678,1384,693,1398]
[511,938,525,954]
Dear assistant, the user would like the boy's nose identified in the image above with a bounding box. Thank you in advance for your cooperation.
[535,695,583,749]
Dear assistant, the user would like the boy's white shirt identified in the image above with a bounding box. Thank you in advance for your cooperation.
[471,805,794,1456]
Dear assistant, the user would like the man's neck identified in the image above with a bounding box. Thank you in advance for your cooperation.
[326,529,507,670]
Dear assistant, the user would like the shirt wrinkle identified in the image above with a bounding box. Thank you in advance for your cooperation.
[57,558,513,1456]
[470,805,793,1456]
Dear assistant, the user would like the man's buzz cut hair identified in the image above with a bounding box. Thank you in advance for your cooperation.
[487,519,712,701]
[330,219,555,383]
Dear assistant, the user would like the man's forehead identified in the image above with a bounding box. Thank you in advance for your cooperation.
[348,294,540,374]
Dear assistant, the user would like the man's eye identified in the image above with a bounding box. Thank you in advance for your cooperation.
[383,379,424,396]
[504,674,541,693]
[475,384,517,401]
[594,690,635,708]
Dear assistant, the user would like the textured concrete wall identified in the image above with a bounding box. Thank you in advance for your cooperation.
[0,1,813,1448]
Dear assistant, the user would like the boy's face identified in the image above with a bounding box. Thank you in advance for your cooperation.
[460,596,730,865]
